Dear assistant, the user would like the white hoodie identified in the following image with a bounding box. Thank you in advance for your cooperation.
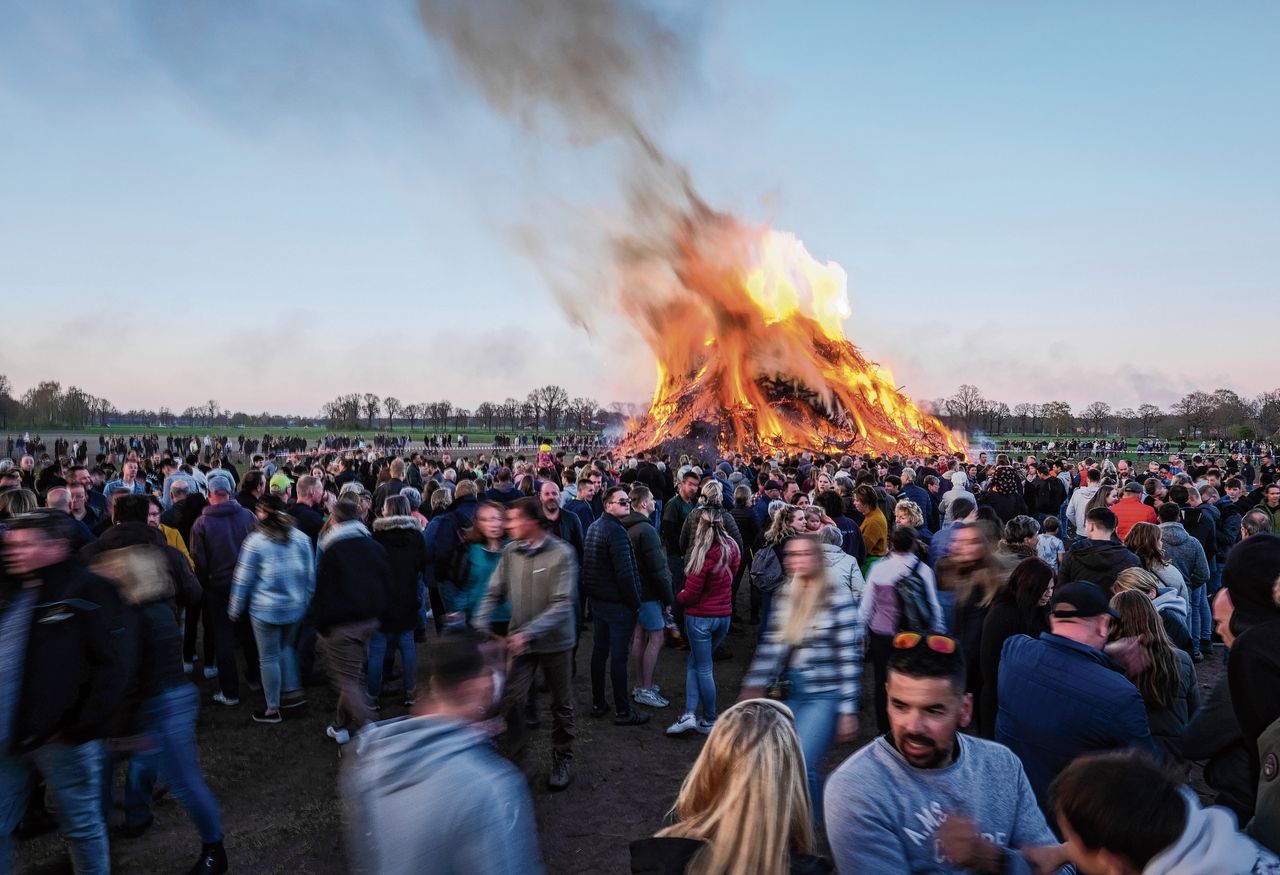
[1143,791,1280,875]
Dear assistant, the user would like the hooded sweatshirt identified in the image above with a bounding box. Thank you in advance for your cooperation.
[343,715,543,875]
[821,542,866,601]
[1065,485,1100,535]
[825,734,1056,874]
[1057,539,1141,594]
[1141,790,1280,875]
[1160,523,1210,589]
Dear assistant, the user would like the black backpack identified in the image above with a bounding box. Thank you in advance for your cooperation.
[750,546,786,594]
[894,558,935,633]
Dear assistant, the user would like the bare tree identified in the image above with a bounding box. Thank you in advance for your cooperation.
[362,393,381,430]
[384,397,403,430]
[944,384,986,429]
[1137,404,1163,438]
[1082,401,1112,435]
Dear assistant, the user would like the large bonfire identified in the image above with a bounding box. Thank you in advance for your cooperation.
[617,199,962,458]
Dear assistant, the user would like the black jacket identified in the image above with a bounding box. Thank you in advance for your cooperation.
[3,559,133,753]
[286,501,325,546]
[582,513,642,609]
[309,525,391,632]
[620,512,674,606]
[1033,476,1067,517]
[372,517,427,634]
[630,837,832,875]
[546,509,585,569]
[977,490,1029,524]
[80,522,201,610]
[1057,539,1142,595]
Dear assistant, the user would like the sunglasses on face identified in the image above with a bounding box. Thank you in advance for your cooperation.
[892,632,958,654]
[611,498,631,506]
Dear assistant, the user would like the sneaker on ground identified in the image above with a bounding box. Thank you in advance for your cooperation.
[252,709,282,724]
[210,692,239,706]
[326,725,351,745]
[614,709,650,727]
[666,713,699,736]
[280,696,307,709]
[182,662,194,675]
[633,687,669,709]
[202,666,219,679]
[696,718,715,735]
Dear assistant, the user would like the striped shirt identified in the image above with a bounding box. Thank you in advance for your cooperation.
[744,575,863,716]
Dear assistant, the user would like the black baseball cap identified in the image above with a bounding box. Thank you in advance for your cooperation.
[764,480,783,492]
[1050,581,1118,619]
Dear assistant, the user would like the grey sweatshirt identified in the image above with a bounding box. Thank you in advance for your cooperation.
[342,715,544,875]
[825,734,1058,874]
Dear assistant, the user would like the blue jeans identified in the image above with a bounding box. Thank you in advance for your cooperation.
[1188,584,1212,651]
[101,684,223,846]
[590,600,637,715]
[684,615,730,720]
[250,616,302,710]
[367,630,416,697]
[0,739,108,874]
[785,670,842,824]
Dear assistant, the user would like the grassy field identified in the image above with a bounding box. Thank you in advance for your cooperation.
[6,424,599,444]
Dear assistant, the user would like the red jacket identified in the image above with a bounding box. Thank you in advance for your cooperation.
[676,542,741,617]
[1112,494,1157,539]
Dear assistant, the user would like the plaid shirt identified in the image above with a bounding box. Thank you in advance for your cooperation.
[744,577,863,716]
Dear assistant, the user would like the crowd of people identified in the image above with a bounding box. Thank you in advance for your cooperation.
[3,437,1280,873]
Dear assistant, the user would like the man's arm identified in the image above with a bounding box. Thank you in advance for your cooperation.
[69,575,133,742]
[825,778,912,873]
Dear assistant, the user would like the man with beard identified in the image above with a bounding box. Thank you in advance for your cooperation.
[826,633,1062,873]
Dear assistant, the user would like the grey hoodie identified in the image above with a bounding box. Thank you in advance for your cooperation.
[1144,790,1280,875]
[1160,522,1210,589]
[821,542,866,603]
[343,715,543,875]
[825,734,1057,874]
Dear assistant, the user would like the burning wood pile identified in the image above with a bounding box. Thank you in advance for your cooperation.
[617,203,962,458]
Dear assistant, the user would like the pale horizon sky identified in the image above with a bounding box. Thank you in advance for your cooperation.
[2,1,1277,417]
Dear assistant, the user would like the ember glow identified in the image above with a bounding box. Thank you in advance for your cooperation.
[618,204,963,457]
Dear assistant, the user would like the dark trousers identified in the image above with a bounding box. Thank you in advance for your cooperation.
[590,600,637,715]
[667,555,687,627]
[504,650,575,758]
[183,597,215,665]
[204,587,259,699]
[868,631,895,733]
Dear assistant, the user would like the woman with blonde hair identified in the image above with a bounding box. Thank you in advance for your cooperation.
[1112,566,1193,655]
[1123,521,1187,601]
[667,511,741,736]
[632,699,831,874]
[741,535,860,823]
[1108,590,1198,761]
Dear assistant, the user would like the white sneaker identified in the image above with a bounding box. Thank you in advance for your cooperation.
[326,725,351,745]
[666,713,699,736]
[696,718,715,735]
[210,692,239,706]
[182,662,194,675]
[202,666,219,679]
[634,687,669,709]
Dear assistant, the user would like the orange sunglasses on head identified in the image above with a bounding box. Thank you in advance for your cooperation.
[892,632,958,654]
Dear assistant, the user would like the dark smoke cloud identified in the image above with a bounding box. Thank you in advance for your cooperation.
[417,0,696,144]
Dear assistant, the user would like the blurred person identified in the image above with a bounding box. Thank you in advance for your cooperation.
[1049,750,1279,875]
[928,496,978,567]
[741,535,861,821]
[0,510,132,875]
[996,581,1155,810]
[814,489,864,565]
[631,699,831,875]
[623,485,675,710]
[825,633,1061,874]
[853,484,887,566]
[1058,507,1141,595]
[0,488,38,521]
[978,557,1054,738]
[474,498,577,791]
[228,494,315,723]
[190,473,259,705]
[424,480,479,623]
[752,504,808,632]
[1107,590,1198,763]
[863,526,945,732]
[368,494,427,707]
[343,629,543,874]
[936,523,1007,726]
[82,497,226,873]
[817,524,865,598]
[585,486,648,725]
[666,512,741,737]
[997,515,1040,563]
[311,499,392,746]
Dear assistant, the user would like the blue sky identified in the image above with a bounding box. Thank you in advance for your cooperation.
[2,1,1276,416]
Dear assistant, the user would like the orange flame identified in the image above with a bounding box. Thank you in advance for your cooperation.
[618,208,962,457]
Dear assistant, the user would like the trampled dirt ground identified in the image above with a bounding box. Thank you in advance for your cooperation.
[15,606,1227,874]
